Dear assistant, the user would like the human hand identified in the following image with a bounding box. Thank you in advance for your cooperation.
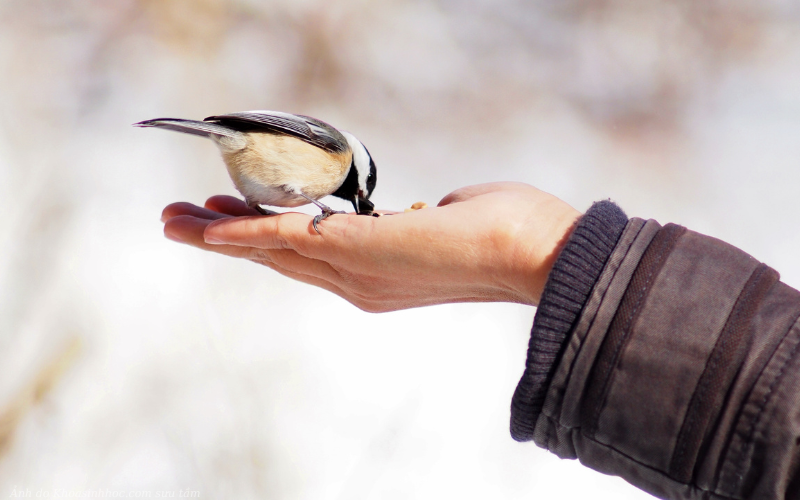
[161,182,581,311]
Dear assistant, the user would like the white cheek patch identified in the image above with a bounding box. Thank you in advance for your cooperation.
[341,131,370,194]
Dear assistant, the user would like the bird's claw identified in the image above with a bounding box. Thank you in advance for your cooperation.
[312,207,345,234]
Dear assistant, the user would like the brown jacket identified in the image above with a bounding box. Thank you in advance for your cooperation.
[511,204,800,499]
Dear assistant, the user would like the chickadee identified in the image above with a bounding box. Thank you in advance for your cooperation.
[134,110,377,232]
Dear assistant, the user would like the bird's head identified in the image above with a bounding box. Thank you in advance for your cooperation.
[341,131,377,214]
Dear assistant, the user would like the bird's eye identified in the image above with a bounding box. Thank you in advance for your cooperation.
[365,160,377,196]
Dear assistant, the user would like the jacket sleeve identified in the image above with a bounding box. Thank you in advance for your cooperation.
[511,201,800,500]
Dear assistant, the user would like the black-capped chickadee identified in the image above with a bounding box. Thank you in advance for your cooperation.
[135,110,377,232]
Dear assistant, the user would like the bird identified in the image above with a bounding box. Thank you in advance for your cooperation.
[134,110,377,233]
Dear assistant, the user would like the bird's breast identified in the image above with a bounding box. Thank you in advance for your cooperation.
[218,133,352,206]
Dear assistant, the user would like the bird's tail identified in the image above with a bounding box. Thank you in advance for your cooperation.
[133,118,240,139]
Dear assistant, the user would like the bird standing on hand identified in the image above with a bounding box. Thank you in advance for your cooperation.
[135,110,377,232]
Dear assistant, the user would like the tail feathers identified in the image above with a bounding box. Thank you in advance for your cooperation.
[133,118,240,139]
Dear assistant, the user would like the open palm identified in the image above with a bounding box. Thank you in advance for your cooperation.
[161,182,580,312]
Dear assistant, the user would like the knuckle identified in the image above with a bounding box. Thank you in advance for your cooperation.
[272,216,292,249]
[337,272,376,300]
[270,250,297,268]
[336,268,361,287]
[337,214,362,239]
[249,248,273,261]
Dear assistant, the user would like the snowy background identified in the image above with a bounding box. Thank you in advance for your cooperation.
[0,0,799,498]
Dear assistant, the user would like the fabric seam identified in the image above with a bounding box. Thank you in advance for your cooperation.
[723,314,800,494]
[582,224,686,437]
[669,264,779,482]
[540,412,739,500]
[539,220,649,433]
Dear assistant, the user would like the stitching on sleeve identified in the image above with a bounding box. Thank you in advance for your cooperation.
[581,223,686,438]
[669,264,779,482]
[725,317,800,493]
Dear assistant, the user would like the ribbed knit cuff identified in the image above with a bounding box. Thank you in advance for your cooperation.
[510,200,628,442]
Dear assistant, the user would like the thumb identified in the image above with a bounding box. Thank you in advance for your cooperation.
[438,182,525,207]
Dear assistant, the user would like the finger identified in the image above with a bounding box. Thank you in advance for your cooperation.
[438,182,527,207]
[204,211,379,259]
[164,215,254,259]
[161,202,232,223]
[165,212,348,280]
[164,213,359,305]
[204,195,262,217]
[203,212,317,251]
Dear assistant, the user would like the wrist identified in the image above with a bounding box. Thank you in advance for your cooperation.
[529,211,581,305]
[505,201,582,306]
[510,199,629,440]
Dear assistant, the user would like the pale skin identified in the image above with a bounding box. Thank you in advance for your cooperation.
[161,182,582,312]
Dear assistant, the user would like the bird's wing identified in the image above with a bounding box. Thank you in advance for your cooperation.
[133,118,241,139]
[204,110,348,154]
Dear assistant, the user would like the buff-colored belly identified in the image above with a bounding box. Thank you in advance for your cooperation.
[218,133,351,207]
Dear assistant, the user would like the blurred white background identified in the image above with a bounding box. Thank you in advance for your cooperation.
[0,0,799,498]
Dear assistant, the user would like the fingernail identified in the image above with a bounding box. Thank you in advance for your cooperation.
[165,232,183,243]
[204,220,224,244]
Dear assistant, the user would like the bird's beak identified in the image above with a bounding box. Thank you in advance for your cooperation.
[355,190,374,215]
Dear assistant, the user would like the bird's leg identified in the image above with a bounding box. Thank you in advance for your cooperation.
[295,193,344,234]
[246,199,279,216]
[253,205,279,216]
